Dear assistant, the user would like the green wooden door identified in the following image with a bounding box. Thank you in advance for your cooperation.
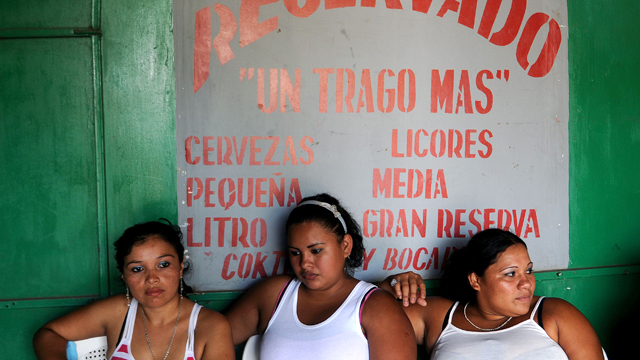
[0,0,177,357]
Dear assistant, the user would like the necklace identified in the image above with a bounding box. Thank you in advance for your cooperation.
[141,296,182,360]
[463,301,512,331]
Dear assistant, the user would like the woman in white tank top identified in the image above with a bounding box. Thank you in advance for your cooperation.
[34,221,234,360]
[381,229,604,360]
[225,193,416,360]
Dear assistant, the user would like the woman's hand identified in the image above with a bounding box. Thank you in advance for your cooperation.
[379,272,427,307]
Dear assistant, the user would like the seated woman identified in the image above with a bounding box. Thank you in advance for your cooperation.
[225,193,416,360]
[381,228,604,360]
[33,221,234,360]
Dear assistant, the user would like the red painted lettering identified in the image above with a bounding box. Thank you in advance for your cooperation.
[239,0,278,47]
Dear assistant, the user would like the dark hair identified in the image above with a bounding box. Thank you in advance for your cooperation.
[440,228,527,302]
[114,219,193,294]
[286,193,364,276]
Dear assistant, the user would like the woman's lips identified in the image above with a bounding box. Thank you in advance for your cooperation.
[146,288,164,296]
[302,273,317,281]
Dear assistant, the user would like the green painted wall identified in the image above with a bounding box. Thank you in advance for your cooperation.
[1,0,639,358]
[567,1,640,268]
[0,0,177,357]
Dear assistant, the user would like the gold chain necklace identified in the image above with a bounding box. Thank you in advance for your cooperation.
[141,296,182,360]
[463,301,512,331]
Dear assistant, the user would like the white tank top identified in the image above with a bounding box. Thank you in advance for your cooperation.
[260,279,376,360]
[110,298,202,360]
[431,297,569,360]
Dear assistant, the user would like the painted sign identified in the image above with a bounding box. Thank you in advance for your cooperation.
[173,0,569,291]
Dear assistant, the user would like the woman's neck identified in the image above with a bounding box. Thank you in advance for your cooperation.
[138,295,183,326]
[469,300,511,322]
[300,275,358,302]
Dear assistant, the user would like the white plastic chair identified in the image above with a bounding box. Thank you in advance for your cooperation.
[66,336,107,360]
[242,335,261,360]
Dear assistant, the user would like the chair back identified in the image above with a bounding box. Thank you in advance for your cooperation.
[242,335,261,360]
[66,336,108,360]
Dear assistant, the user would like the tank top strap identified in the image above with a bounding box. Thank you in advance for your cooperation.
[271,277,295,317]
[447,301,460,326]
[123,298,139,341]
[358,285,379,324]
[110,299,139,359]
[185,302,203,352]
[529,296,545,320]
[264,279,300,334]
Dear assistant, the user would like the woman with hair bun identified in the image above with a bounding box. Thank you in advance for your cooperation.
[382,228,604,360]
[225,193,416,360]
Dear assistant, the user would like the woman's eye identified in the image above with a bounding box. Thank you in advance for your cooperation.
[289,250,300,256]
[311,248,322,254]
[159,261,170,268]
[505,272,515,277]
[131,266,143,273]
[526,268,534,274]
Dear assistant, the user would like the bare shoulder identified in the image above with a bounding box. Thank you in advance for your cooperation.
[249,274,294,294]
[425,296,455,313]
[85,294,130,336]
[193,304,235,360]
[240,275,294,310]
[359,287,408,324]
[540,296,579,313]
[360,289,414,333]
[539,297,603,360]
[195,306,233,342]
[197,306,231,330]
[407,296,454,321]
[224,275,294,345]
[362,288,400,311]
[539,297,587,326]
[361,289,417,360]
[41,293,129,341]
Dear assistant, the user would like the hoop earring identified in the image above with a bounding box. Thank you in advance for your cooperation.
[126,285,130,307]
[180,278,184,299]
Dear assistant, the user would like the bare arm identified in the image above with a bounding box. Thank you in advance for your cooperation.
[542,298,603,360]
[361,290,417,360]
[33,295,127,359]
[32,328,69,360]
[378,272,427,307]
[197,309,236,360]
[224,275,292,345]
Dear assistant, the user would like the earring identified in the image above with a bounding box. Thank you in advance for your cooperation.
[180,278,184,299]
[126,285,130,307]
